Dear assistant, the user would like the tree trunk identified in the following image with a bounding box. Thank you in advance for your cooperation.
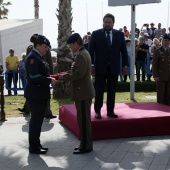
[34,0,39,19]
[53,0,73,99]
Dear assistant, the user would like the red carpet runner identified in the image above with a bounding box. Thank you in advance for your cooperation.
[59,102,170,140]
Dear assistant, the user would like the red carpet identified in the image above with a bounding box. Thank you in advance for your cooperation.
[59,102,170,140]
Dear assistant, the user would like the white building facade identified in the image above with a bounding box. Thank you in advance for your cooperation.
[0,19,43,70]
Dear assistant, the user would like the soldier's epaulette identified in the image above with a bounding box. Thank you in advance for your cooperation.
[77,46,85,55]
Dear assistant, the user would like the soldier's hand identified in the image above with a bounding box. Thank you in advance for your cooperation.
[51,78,58,86]
[58,75,63,80]
[154,77,159,81]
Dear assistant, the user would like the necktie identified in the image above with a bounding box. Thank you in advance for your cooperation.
[106,31,111,47]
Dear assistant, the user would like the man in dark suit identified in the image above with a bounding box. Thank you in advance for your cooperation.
[88,13,128,119]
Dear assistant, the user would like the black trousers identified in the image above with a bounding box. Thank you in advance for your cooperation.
[28,98,47,149]
[23,99,52,116]
[75,99,92,150]
[94,67,118,113]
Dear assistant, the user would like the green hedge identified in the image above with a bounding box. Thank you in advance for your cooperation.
[116,81,156,92]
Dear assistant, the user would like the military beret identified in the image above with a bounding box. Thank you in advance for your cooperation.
[67,33,81,44]
[37,35,51,48]
[31,34,51,48]
[162,34,170,40]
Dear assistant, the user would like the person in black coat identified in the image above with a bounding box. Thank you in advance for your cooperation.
[24,34,57,154]
[18,41,56,119]
[88,13,128,119]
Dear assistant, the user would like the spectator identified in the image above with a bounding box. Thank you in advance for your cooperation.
[5,48,19,95]
[162,28,167,36]
[141,23,150,34]
[123,37,131,82]
[151,38,160,54]
[135,23,140,38]
[150,22,156,40]
[136,36,149,82]
[139,31,144,38]
[159,36,163,45]
[0,63,3,75]
[119,28,123,32]
[18,52,26,88]
[144,33,153,54]
[154,23,162,39]
[123,26,130,37]
[83,34,91,50]
[168,27,170,38]
[144,33,153,81]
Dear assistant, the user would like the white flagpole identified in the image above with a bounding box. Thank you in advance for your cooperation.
[167,1,169,31]
[86,3,88,33]
[101,1,103,18]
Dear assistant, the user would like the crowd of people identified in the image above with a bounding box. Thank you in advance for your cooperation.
[119,22,170,82]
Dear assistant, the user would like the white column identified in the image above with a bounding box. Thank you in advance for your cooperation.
[130,5,136,100]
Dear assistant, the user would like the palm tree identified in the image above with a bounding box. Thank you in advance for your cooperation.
[34,0,39,19]
[0,0,11,19]
[53,0,74,98]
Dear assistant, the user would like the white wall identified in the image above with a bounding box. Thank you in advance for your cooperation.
[0,19,43,70]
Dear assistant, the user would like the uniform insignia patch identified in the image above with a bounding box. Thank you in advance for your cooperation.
[30,59,34,64]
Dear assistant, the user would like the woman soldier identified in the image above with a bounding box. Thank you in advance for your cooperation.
[24,34,57,154]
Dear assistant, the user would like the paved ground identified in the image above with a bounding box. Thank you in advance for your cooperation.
[1,116,170,170]
[1,85,169,170]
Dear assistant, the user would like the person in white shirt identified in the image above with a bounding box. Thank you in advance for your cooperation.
[154,23,162,39]
[144,33,153,81]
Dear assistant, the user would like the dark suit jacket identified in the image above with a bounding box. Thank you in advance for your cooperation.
[88,29,128,75]
[24,50,51,99]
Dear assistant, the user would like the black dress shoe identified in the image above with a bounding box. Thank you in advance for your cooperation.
[18,108,29,114]
[45,115,57,119]
[95,112,102,119]
[40,144,48,151]
[74,147,80,150]
[107,112,118,118]
[29,148,47,154]
[73,149,92,154]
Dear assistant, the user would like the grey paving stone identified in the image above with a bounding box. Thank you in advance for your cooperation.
[1,117,170,170]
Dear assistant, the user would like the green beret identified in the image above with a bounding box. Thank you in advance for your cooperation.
[162,34,170,40]
[67,33,81,44]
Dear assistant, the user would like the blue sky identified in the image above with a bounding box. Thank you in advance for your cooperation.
[7,0,170,47]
